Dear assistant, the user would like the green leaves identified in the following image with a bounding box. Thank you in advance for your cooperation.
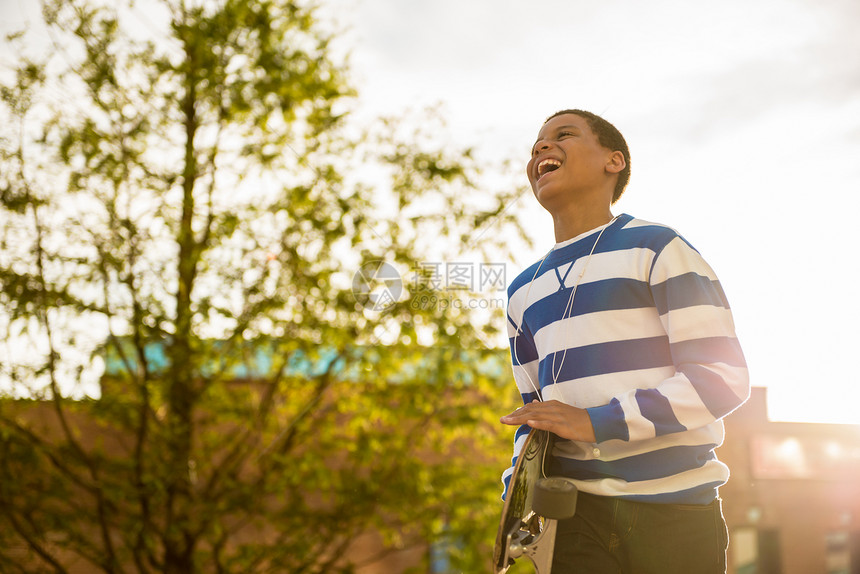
[0,0,526,572]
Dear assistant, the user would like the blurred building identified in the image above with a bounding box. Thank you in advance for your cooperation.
[718,387,860,574]
[6,378,860,573]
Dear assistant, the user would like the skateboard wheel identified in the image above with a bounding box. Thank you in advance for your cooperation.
[533,477,578,520]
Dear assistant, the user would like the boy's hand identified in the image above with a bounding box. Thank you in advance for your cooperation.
[500,400,597,443]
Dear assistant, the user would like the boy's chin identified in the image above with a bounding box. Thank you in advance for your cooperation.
[532,184,569,209]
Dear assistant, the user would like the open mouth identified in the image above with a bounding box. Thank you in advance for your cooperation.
[537,158,561,179]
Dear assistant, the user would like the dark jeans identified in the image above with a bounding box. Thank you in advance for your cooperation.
[552,492,728,574]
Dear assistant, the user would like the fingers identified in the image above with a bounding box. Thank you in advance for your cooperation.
[500,401,539,423]
[500,400,596,443]
[500,400,564,425]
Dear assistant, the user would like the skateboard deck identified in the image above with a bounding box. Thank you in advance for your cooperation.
[493,427,552,573]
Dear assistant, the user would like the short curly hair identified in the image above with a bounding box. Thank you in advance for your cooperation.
[545,109,631,203]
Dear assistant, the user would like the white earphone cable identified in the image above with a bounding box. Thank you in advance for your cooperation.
[510,216,617,402]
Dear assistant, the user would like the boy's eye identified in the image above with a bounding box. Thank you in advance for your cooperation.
[558,131,574,138]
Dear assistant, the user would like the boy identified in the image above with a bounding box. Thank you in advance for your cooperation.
[500,110,749,573]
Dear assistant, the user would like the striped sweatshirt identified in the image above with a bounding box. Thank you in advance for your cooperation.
[502,214,749,504]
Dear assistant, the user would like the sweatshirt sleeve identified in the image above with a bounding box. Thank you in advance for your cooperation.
[586,235,750,443]
[501,300,541,500]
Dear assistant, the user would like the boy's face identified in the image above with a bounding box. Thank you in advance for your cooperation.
[526,113,617,206]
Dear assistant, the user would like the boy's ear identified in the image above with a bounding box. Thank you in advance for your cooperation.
[605,150,626,174]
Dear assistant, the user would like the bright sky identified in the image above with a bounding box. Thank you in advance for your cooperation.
[3,0,859,424]
[326,0,860,425]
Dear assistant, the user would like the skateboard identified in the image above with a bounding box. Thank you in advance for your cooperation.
[493,428,579,574]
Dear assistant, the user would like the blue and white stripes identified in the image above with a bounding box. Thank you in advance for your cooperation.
[502,214,749,504]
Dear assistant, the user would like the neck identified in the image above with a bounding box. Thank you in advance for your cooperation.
[551,204,615,243]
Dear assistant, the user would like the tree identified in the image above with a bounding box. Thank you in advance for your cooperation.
[0,0,528,572]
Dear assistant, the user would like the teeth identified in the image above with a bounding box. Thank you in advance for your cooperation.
[537,158,561,176]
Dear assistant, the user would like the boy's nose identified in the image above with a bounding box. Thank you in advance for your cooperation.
[532,141,551,155]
